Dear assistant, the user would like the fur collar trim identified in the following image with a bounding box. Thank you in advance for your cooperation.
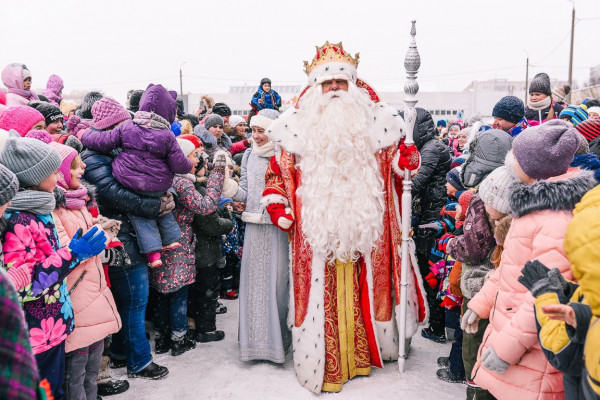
[510,170,597,217]
[266,102,405,155]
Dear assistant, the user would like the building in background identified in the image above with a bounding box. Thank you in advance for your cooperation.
[183,78,563,123]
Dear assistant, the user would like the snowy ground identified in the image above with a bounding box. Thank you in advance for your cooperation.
[110,300,464,400]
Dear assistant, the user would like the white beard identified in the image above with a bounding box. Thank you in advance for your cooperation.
[296,83,385,262]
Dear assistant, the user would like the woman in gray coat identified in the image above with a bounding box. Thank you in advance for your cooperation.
[222,109,291,363]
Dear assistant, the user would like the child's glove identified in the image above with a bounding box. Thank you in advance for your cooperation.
[104,246,131,267]
[69,227,107,261]
[159,192,175,217]
[213,152,228,170]
[416,222,442,238]
[437,233,454,252]
[266,204,294,232]
[424,272,438,289]
[518,260,567,301]
[6,263,33,291]
[460,309,480,334]
[481,347,510,374]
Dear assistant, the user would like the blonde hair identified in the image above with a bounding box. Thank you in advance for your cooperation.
[180,119,193,135]
[71,154,82,170]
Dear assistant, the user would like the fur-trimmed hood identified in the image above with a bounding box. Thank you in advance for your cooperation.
[54,180,97,208]
[510,169,597,218]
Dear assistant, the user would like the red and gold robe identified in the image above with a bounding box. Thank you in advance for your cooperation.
[262,99,428,393]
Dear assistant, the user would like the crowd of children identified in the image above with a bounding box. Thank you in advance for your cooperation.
[1,63,600,400]
[418,71,600,400]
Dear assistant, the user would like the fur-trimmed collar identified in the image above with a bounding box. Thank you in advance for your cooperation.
[54,180,96,208]
[266,102,405,156]
[510,170,597,218]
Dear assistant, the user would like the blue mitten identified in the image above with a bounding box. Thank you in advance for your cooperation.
[69,227,107,261]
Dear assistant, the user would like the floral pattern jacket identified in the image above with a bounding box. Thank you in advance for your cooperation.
[150,169,224,293]
[2,211,80,355]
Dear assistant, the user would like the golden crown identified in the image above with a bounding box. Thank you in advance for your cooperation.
[303,41,360,76]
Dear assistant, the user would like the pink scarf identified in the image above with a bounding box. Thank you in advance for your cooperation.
[64,187,89,210]
[9,87,39,101]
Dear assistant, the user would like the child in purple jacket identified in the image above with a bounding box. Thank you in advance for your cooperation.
[81,84,193,267]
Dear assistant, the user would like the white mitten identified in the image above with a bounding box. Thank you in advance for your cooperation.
[461,309,480,334]
[278,217,293,230]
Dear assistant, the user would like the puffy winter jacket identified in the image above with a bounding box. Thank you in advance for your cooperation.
[564,184,600,400]
[401,108,451,224]
[192,184,234,268]
[81,149,161,266]
[447,195,495,266]
[52,184,121,352]
[81,119,192,193]
[468,168,597,400]
[150,171,224,293]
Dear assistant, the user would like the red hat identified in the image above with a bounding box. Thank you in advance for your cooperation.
[179,134,202,149]
[457,190,475,220]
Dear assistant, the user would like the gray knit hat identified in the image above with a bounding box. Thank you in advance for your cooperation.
[512,119,578,180]
[477,166,516,214]
[0,163,19,206]
[529,73,552,96]
[1,137,62,187]
[204,114,224,131]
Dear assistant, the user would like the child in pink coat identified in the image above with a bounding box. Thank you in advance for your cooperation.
[463,120,596,400]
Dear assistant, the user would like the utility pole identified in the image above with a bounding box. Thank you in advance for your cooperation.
[179,62,187,99]
[568,2,575,103]
[525,56,529,104]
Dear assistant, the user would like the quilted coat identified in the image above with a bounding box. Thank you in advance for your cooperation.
[468,168,597,400]
[150,170,224,293]
[52,184,121,352]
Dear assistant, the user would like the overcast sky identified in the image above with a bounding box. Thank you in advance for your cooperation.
[2,0,599,103]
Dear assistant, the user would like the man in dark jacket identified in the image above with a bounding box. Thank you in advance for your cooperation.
[82,148,173,381]
[401,107,452,343]
[188,182,234,343]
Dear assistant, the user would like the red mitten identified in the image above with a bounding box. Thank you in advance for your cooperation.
[440,297,459,310]
[424,272,438,289]
[266,203,294,232]
[397,139,420,171]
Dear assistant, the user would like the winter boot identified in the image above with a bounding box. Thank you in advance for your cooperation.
[466,386,496,400]
[127,362,169,380]
[97,356,130,396]
[221,289,238,300]
[97,380,130,397]
[154,332,171,355]
[171,335,196,356]
[216,302,227,314]
[436,368,465,384]
[108,358,126,369]
[194,330,225,343]
[437,356,450,369]
[421,327,446,343]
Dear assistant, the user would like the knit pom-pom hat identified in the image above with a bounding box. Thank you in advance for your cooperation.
[0,105,44,136]
[91,97,131,130]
